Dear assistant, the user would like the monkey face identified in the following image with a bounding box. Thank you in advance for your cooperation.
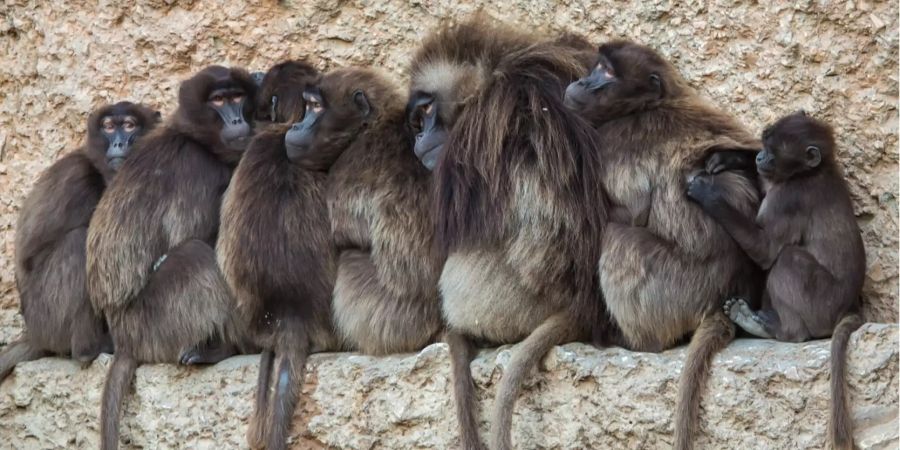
[86,102,161,174]
[564,41,671,123]
[284,84,371,169]
[176,66,258,156]
[758,111,833,182]
[407,92,449,171]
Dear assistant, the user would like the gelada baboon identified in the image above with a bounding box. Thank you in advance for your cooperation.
[328,70,443,356]
[0,102,159,382]
[219,67,401,450]
[564,41,763,450]
[86,66,257,450]
[687,111,865,450]
[408,18,609,450]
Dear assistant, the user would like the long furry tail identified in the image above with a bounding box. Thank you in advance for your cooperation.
[247,350,275,449]
[829,313,864,450]
[0,338,46,382]
[489,313,571,450]
[266,328,310,450]
[674,310,735,450]
[447,331,485,450]
[101,354,138,450]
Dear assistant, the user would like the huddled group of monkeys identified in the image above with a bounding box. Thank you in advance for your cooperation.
[1,16,867,450]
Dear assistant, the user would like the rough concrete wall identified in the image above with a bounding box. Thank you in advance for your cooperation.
[0,323,896,449]
[0,0,897,322]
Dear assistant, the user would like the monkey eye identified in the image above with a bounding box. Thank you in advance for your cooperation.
[123,119,137,132]
[423,102,434,116]
[210,95,225,106]
[308,99,323,114]
[231,95,244,104]
[102,118,116,133]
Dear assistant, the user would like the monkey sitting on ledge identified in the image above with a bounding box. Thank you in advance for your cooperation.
[687,111,865,450]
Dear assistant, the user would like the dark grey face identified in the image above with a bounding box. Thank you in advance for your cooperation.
[100,115,141,170]
[284,90,323,161]
[563,56,618,111]
[408,93,447,171]
[208,87,251,150]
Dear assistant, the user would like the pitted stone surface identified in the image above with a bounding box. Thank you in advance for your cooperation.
[0,324,896,449]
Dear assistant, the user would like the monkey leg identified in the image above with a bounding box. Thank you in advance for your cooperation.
[108,239,238,364]
[265,326,310,450]
[445,331,485,450]
[599,224,729,352]
[0,339,48,381]
[333,250,441,355]
[765,246,848,342]
[22,227,111,359]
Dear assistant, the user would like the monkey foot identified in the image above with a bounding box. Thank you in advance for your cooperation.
[179,344,235,365]
[724,298,773,339]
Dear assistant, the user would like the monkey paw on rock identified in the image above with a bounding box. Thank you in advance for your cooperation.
[724,297,773,339]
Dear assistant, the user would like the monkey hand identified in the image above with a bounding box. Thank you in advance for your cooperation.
[685,172,723,206]
[705,152,729,174]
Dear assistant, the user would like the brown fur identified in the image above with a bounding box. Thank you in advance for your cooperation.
[565,41,763,450]
[409,18,609,450]
[327,70,444,355]
[218,68,416,450]
[688,112,866,449]
[255,59,319,125]
[1,102,158,382]
[86,67,257,450]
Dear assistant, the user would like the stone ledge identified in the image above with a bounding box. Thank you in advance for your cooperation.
[0,324,896,449]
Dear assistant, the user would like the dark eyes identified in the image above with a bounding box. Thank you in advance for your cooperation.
[102,119,116,133]
[307,98,323,113]
[411,102,434,131]
[123,120,137,132]
[210,95,225,106]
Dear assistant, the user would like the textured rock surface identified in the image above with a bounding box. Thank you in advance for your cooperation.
[0,2,897,448]
[0,0,897,323]
[0,323,896,449]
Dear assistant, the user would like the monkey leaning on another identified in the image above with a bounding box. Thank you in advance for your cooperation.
[687,110,866,450]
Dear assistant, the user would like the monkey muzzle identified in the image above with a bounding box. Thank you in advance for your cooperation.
[564,70,617,110]
[214,100,252,151]
[284,114,316,162]
[105,129,137,170]
[414,111,447,171]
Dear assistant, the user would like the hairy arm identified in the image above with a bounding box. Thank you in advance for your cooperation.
[15,153,102,274]
[686,173,779,269]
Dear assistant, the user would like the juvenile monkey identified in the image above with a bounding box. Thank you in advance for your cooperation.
[687,111,865,450]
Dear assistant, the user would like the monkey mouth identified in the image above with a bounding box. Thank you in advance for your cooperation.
[225,136,252,151]
[107,157,125,170]
[417,144,444,170]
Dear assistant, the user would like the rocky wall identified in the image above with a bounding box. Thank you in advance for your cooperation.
[0,321,897,449]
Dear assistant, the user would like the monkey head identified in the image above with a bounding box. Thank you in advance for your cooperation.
[175,65,258,159]
[757,110,835,182]
[85,101,161,180]
[255,60,319,124]
[284,68,395,170]
[407,61,483,171]
[564,41,687,123]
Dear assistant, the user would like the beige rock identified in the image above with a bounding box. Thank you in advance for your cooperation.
[0,323,896,449]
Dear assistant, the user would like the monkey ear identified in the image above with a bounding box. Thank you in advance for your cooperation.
[649,73,664,98]
[805,145,821,167]
[352,90,371,117]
